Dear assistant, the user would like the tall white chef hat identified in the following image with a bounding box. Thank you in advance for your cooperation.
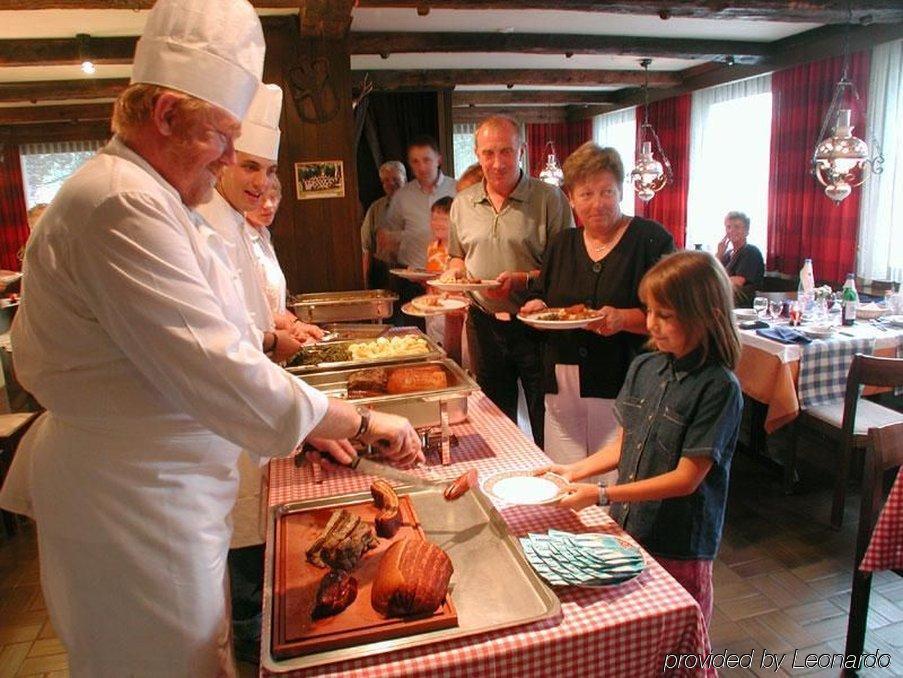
[130,0,265,120]
[235,83,283,162]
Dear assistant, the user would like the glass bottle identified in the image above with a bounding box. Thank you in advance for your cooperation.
[841,273,858,327]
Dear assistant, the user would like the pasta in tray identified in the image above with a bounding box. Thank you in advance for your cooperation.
[347,335,430,361]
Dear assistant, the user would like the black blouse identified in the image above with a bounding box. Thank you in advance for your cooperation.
[528,217,675,399]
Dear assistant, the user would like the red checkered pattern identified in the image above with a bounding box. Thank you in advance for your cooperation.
[860,471,903,573]
[265,393,713,677]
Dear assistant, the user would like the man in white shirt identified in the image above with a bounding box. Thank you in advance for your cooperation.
[361,160,406,288]
[0,1,421,674]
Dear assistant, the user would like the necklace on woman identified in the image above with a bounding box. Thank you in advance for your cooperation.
[586,217,628,254]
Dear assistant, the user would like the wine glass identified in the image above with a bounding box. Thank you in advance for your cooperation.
[753,297,768,318]
[768,300,782,322]
[789,301,802,327]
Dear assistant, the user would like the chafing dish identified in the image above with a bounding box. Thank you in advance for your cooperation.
[319,323,391,342]
[291,289,398,323]
[297,358,478,428]
[286,328,444,375]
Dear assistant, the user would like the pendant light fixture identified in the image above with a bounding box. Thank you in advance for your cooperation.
[811,5,883,204]
[631,59,672,202]
[538,140,564,187]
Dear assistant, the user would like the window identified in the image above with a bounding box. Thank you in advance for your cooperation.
[686,75,772,253]
[452,123,478,179]
[592,107,636,214]
[19,140,105,208]
[858,39,902,283]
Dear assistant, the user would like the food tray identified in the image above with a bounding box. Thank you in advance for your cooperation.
[262,485,561,673]
[291,290,398,323]
[286,328,445,375]
[319,323,391,341]
[297,358,478,428]
[272,496,457,660]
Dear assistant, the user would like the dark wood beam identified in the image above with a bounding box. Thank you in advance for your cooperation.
[349,32,770,62]
[0,120,112,146]
[356,69,681,90]
[355,1,903,24]
[0,78,129,104]
[453,90,617,106]
[0,36,136,67]
[453,105,567,124]
[7,2,902,24]
[0,102,113,125]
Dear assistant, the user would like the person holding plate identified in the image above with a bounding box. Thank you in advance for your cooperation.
[520,142,674,472]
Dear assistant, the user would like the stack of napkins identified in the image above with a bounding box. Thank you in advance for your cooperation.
[519,529,644,587]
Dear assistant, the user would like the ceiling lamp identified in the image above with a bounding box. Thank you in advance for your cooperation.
[538,140,564,187]
[631,59,672,202]
[77,33,96,75]
[810,11,883,204]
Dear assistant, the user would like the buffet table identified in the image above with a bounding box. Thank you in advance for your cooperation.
[736,322,903,432]
[264,392,712,677]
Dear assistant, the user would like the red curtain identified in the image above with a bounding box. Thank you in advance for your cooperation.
[767,52,870,284]
[0,145,30,272]
[634,94,691,249]
[526,120,593,179]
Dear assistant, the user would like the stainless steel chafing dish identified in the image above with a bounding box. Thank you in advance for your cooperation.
[291,289,398,323]
[297,358,478,429]
[319,323,391,342]
[286,328,444,375]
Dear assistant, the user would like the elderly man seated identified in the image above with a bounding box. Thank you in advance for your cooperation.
[716,210,764,308]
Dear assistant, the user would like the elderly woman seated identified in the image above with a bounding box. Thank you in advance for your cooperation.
[716,211,765,308]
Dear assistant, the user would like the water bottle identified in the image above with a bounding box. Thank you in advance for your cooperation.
[842,273,858,327]
[798,259,815,312]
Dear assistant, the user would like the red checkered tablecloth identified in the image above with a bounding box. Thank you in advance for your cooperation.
[860,470,903,572]
[264,392,712,677]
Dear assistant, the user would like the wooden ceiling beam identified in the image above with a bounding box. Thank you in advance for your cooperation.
[452,90,617,106]
[6,2,901,24]
[356,68,681,89]
[0,119,112,146]
[0,36,136,67]
[0,102,114,125]
[0,78,129,104]
[452,105,567,124]
[349,32,769,62]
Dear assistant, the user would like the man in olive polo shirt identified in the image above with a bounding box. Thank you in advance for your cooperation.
[447,115,574,446]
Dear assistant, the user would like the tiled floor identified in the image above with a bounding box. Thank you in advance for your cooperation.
[1,448,901,676]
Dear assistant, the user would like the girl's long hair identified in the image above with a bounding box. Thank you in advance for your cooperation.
[639,250,741,369]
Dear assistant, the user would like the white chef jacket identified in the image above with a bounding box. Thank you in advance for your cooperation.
[245,222,288,316]
[196,190,274,334]
[0,136,329,676]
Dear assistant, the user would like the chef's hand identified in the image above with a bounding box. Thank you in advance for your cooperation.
[586,306,625,336]
[290,320,325,344]
[558,482,602,511]
[362,411,424,468]
[303,438,358,469]
[716,235,730,260]
[271,329,303,362]
[486,270,530,299]
[520,298,548,315]
[533,463,576,483]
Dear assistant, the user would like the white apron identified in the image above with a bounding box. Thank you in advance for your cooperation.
[0,138,328,677]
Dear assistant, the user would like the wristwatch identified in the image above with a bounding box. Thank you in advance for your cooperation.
[352,406,371,442]
[597,485,610,507]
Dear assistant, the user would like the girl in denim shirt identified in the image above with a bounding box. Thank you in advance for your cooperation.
[540,251,742,623]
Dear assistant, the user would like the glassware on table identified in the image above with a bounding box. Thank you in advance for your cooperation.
[768,300,783,322]
[753,297,768,318]
[789,301,802,326]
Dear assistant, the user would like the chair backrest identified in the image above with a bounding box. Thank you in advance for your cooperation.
[855,422,903,563]
[841,354,903,440]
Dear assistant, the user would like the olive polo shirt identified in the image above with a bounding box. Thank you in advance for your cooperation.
[610,349,742,560]
[448,171,574,315]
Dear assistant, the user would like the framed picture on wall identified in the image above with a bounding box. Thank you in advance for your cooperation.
[295,160,345,200]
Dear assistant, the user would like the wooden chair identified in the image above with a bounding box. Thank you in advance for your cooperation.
[791,354,903,527]
[844,422,903,662]
[0,411,39,537]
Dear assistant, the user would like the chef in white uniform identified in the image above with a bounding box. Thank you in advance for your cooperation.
[0,1,421,676]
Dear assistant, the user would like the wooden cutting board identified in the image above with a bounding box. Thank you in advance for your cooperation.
[273,496,458,660]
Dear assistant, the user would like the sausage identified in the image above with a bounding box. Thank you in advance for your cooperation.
[443,469,478,501]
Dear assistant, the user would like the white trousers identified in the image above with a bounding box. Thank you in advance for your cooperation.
[544,364,619,485]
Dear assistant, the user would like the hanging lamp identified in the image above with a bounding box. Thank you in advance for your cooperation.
[630,59,672,202]
[811,5,883,204]
[538,140,564,186]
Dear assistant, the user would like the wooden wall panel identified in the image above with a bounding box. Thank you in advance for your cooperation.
[263,18,362,294]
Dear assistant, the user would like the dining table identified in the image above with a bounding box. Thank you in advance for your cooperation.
[735,318,903,433]
[860,469,903,573]
[262,392,713,677]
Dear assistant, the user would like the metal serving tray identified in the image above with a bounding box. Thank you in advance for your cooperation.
[320,323,391,342]
[261,485,561,674]
[286,328,445,375]
[291,289,398,323]
[297,358,477,428]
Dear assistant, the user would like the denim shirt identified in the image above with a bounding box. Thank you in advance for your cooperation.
[610,350,742,560]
